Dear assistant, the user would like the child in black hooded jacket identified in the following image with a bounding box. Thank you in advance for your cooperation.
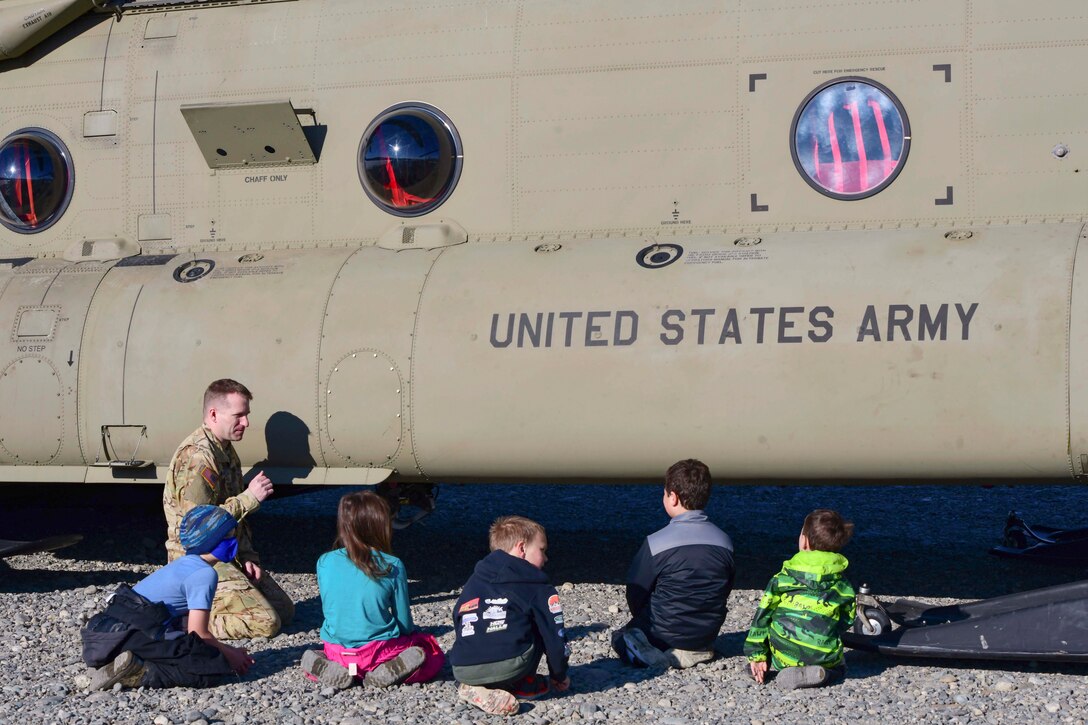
[450,516,569,715]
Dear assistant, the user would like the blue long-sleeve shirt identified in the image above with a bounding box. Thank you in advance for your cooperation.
[317,548,413,648]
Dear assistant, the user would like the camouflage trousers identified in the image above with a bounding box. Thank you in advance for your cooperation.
[210,561,295,640]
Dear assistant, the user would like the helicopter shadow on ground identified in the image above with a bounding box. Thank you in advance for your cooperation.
[369,482,1088,601]
[3,481,1088,602]
[0,483,169,569]
[716,481,1088,601]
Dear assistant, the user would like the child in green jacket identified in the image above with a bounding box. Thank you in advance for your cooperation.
[744,509,856,690]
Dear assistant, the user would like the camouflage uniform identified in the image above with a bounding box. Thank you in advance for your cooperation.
[743,550,856,670]
[164,425,295,639]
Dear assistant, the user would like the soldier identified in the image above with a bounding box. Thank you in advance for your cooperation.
[163,378,295,639]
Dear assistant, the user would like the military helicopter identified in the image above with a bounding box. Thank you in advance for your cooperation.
[0,0,1083,495]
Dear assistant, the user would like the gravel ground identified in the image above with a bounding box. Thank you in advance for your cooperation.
[2,480,1088,724]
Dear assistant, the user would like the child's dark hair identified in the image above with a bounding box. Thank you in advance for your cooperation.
[335,491,393,579]
[665,459,712,510]
[489,515,545,552]
[802,509,854,552]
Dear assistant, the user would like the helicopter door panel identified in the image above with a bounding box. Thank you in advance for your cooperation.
[0,260,110,467]
[318,246,438,475]
[78,260,157,471]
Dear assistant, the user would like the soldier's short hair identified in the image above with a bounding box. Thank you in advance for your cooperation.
[665,458,712,510]
[802,509,854,552]
[203,378,253,412]
[489,515,545,552]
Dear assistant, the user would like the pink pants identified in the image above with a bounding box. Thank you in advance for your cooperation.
[322,632,444,684]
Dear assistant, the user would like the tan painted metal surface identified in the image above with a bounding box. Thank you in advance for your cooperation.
[414,227,1078,479]
[0,0,1084,483]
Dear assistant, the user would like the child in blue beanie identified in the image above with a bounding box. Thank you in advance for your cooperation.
[80,505,255,689]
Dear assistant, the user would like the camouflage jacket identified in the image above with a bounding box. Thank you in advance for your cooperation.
[163,425,261,564]
[743,550,856,669]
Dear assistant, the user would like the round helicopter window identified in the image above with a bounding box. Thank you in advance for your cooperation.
[0,128,74,233]
[791,78,910,200]
[358,103,463,217]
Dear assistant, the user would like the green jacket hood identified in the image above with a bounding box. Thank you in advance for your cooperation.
[782,549,849,582]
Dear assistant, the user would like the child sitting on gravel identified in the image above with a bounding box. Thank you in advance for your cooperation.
[81,505,254,689]
[449,516,571,716]
[744,508,856,690]
[612,459,735,670]
[301,491,443,689]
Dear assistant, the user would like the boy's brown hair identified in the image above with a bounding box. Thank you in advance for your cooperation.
[665,458,712,510]
[802,509,854,552]
[489,515,545,552]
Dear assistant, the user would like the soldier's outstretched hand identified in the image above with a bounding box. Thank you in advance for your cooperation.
[246,471,273,502]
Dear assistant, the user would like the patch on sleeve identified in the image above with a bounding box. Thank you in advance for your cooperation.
[200,466,218,490]
[548,594,562,614]
[458,597,480,614]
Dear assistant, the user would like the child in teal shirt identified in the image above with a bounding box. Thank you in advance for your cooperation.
[301,491,444,688]
[318,545,412,647]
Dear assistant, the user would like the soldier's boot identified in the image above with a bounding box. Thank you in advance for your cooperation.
[665,647,715,669]
[776,665,829,690]
[301,650,353,690]
[257,573,295,628]
[364,646,425,688]
[90,651,147,691]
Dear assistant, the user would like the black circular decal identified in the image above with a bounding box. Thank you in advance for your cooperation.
[636,243,683,269]
[173,259,216,283]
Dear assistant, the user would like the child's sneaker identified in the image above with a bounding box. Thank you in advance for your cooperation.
[622,628,670,669]
[458,683,520,715]
[507,673,550,700]
[89,650,146,691]
[301,649,353,690]
[364,646,425,688]
[776,665,828,690]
